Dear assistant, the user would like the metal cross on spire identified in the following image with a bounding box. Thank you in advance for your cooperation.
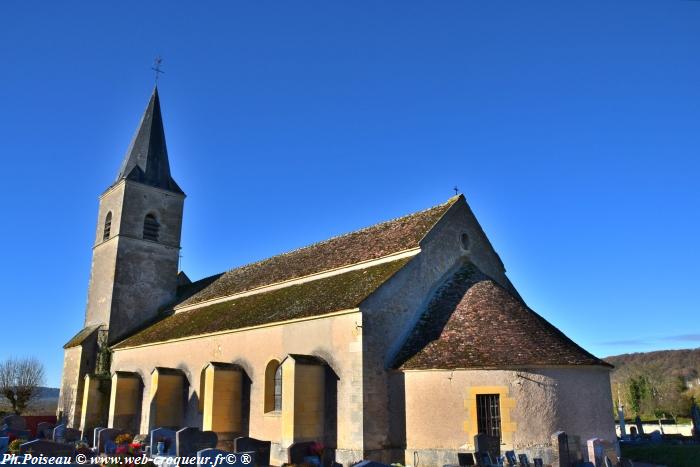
[151,56,164,85]
[453,186,460,196]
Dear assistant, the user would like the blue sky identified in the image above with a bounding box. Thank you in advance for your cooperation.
[1,1,698,387]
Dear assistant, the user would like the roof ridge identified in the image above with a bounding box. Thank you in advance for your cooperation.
[175,249,419,312]
[182,195,461,289]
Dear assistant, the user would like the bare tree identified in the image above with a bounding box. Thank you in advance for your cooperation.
[0,357,45,415]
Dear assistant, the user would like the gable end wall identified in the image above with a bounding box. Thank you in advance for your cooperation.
[359,198,514,461]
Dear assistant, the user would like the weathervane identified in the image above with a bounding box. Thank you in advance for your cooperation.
[151,56,164,85]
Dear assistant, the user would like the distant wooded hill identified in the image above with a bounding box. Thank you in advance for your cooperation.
[605,348,700,419]
[0,386,59,416]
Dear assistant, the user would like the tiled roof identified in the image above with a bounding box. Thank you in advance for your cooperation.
[114,256,411,348]
[175,196,460,308]
[64,325,100,349]
[395,263,611,370]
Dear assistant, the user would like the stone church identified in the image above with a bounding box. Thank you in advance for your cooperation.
[59,88,615,465]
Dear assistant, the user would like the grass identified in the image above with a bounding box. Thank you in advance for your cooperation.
[621,444,700,467]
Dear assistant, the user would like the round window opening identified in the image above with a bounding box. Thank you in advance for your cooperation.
[461,233,470,250]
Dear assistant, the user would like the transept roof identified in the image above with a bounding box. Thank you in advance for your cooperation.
[394,262,612,370]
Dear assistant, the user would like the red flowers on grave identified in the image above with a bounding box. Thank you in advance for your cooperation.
[310,442,325,457]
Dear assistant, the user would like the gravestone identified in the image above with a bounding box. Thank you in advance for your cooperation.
[19,439,74,457]
[196,448,256,467]
[97,428,124,454]
[0,437,8,455]
[1,415,26,431]
[517,454,530,467]
[474,451,493,466]
[566,434,583,464]
[691,397,700,439]
[36,422,54,439]
[176,427,218,458]
[4,428,31,440]
[234,436,271,467]
[287,441,315,464]
[634,416,644,436]
[617,402,627,438]
[649,430,662,444]
[457,453,475,466]
[551,431,570,467]
[586,438,604,467]
[474,433,500,459]
[602,443,618,467]
[533,459,543,467]
[52,423,67,442]
[93,427,106,448]
[150,427,176,456]
[65,428,81,443]
[504,451,517,466]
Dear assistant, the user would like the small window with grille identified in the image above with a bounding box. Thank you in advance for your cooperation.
[103,212,112,241]
[476,394,502,441]
[143,214,159,241]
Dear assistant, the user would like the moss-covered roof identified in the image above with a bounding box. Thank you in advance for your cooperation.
[64,325,100,349]
[395,263,612,370]
[175,196,460,308]
[115,257,411,348]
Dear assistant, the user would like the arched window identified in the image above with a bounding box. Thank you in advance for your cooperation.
[143,214,159,241]
[274,364,283,411]
[264,360,282,413]
[103,212,112,241]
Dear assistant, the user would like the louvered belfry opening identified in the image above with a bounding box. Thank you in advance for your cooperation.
[103,212,112,241]
[476,394,502,441]
[143,214,159,241]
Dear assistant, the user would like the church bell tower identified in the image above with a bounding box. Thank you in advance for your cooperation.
[85,87,185,344]
[59,87,185,428]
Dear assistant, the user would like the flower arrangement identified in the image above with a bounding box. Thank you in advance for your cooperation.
[75,441,92,455]
[309,442,324,457]
[8,438,26,455]
[129,442,143,454]
[115,433,134,445]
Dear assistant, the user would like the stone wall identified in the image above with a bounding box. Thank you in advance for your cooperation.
[403,367,616,465]
[85,175,122,329]
[58,332,99,428]
[108,181,183,344]
[83,179,184,344]
[358,197,515,461]
[110,311,364,466]
[57,347,83,428]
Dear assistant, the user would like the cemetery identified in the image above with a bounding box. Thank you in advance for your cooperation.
[2,407,699,466]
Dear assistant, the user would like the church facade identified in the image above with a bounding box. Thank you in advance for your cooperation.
[59,89,616,466]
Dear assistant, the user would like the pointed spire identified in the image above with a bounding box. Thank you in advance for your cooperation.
[116,87,183,194]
